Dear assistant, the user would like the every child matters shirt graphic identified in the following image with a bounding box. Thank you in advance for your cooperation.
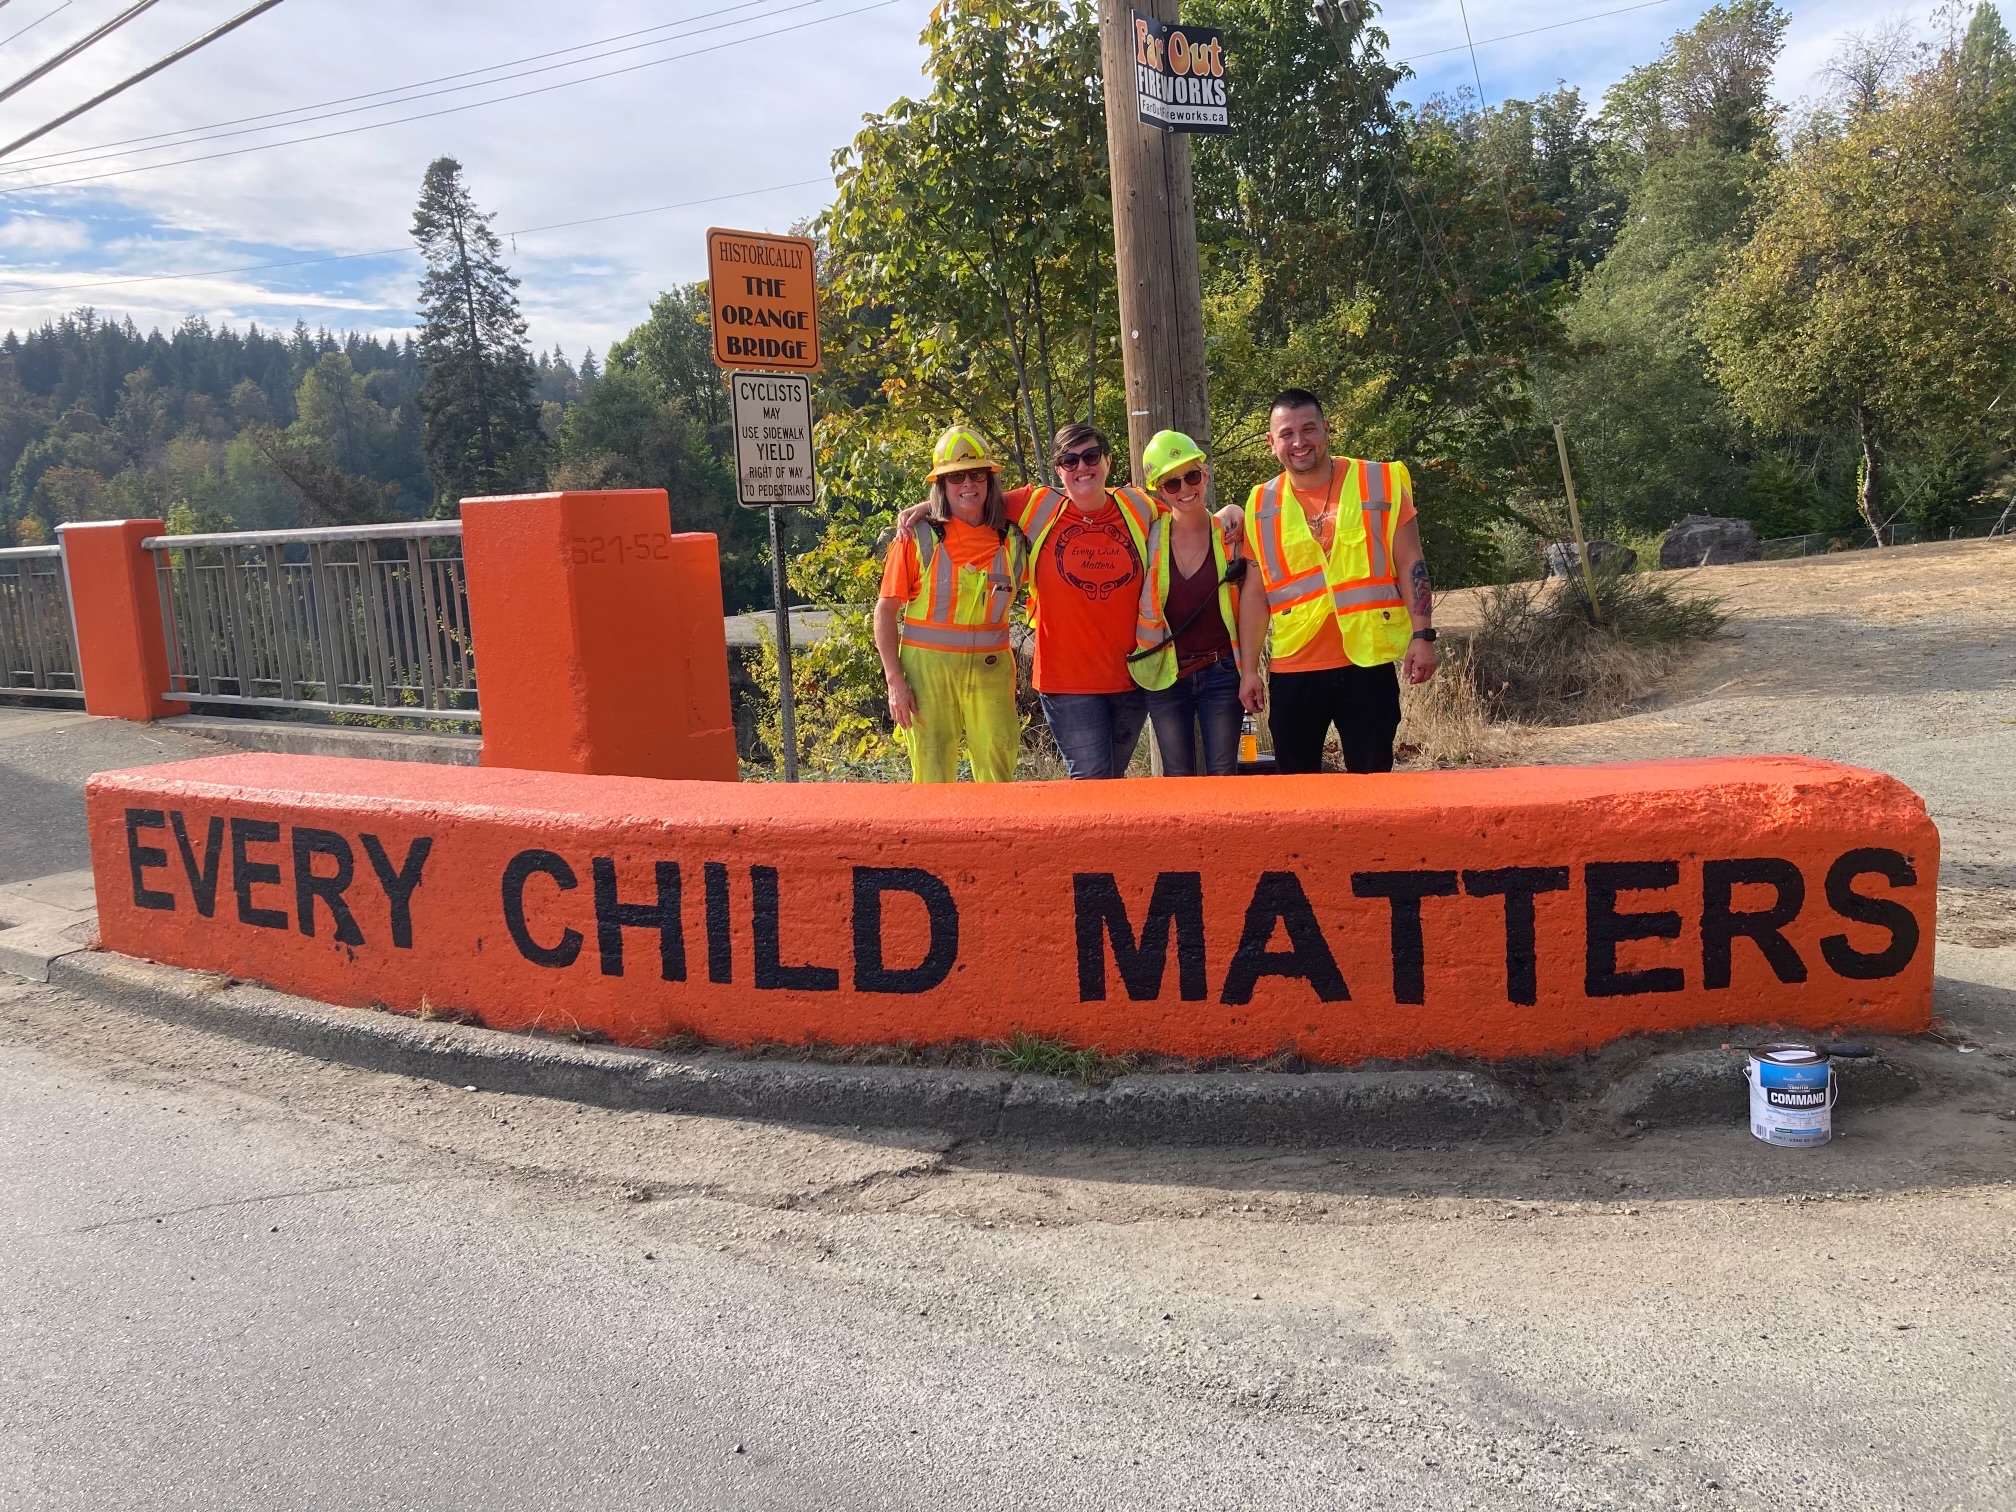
[1030,498,1143,694]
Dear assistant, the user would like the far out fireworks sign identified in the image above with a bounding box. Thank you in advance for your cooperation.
[1132,14,1230,134]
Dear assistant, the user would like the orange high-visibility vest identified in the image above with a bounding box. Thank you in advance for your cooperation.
[1130,512,1242,691]
[898,522,1031,655]
[1244,459,1413,666]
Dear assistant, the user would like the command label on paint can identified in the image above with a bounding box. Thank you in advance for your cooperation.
[1748,1045,1836,1147]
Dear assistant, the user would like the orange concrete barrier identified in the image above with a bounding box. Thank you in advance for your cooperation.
[460,489,737,781]
[60,517,175,721]
[86,753,1936,1063]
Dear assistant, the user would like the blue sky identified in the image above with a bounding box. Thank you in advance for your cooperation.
[0,0,1955,357]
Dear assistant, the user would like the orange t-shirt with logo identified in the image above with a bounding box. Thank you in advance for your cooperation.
[1006,484,1145,694]
[1267,462,1417,674]
[878,516,1008,606]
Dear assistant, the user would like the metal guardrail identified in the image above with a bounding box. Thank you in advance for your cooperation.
[0,544,83,700]
[143,522,478,722]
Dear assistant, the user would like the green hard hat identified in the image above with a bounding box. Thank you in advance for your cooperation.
[1141,429,1207,488]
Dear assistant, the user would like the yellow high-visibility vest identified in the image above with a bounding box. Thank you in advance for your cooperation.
[898,522,1031,655]
[1243,459,1412,666]
[1130,512,1241,691]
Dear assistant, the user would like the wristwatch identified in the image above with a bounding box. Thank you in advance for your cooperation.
[1412,628,1438,643]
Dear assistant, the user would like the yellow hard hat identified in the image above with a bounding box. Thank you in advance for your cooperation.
[1142,429,1207,488]
[927,425,1004,480]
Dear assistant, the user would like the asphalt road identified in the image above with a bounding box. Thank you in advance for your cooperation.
[0,709,221,885]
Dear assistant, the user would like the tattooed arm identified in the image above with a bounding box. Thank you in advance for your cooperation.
[1391,513,1439,686]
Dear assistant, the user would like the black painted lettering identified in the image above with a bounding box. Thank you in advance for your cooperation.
[169,812,223,917]
[751,865,839,991]
[292,827,364,946]
[1820,848,1921,980]
[501,849,583,969]
[591,857,686,981]
[1350,870,1459,1005]
[853,867,959,994]
[1073,872,1206,1002]
[230,818,288,930]
[1584,861,1684,997]
[124,807,174,911]
[704,861,732,984]
[360,834,432,950]
[1701,858,1808,988]
[1462,866,1570,1005]
[1220,871,1349,1005]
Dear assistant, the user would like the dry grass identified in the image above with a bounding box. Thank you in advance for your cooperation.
[1458,572,1725,719]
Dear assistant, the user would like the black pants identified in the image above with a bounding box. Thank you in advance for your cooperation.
[1268,662,1402,774]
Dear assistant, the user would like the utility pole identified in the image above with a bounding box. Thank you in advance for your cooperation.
[1096,0,1211,480]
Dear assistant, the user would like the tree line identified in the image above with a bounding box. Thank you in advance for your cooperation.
[4,1,2011,621]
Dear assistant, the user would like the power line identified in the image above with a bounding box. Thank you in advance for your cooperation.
[0,0,790,171]
[0,0,290,161]
[0,0,903,195]
[0,2,73,54]
[0,0,822,177]
[0,0,162,111]
[1394,0,1682,68]
[0,174,832,296]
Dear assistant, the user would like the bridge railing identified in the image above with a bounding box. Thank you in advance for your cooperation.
[142,522,478,722]
[0,544,83,700]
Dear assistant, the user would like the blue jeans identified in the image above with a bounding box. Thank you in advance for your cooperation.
[1039,689,1148,780]
[1146,654,1243,776]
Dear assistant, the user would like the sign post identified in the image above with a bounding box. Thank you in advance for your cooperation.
[1096,0,1219,482]
[707,228,822,782]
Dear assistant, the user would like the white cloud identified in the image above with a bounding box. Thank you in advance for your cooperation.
[0,214,90,249]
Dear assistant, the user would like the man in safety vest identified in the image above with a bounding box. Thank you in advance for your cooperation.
[874,426,1031,782]
[1235,389,1438,774]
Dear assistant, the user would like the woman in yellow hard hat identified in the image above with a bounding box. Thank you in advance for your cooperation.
[1127,430,1246,775]
[872,426,1031,782]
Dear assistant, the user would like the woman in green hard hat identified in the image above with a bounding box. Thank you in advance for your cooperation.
[872,426,1031,782]
[1127,429,1246,776]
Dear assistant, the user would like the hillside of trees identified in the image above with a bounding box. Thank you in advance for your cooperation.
[3,1,2011,624]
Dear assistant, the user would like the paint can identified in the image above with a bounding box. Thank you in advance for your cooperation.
[1744,1044,1836,1147]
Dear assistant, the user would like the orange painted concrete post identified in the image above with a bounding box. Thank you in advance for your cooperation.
[59,517,175,722]
[459,490,738,781]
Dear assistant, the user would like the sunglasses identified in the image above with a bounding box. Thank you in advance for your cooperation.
[1159,466,1206,492]
[942,468,991,486]
[1054,445,1108,471]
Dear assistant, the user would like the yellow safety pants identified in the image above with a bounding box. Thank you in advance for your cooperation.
[895,642,1019,783]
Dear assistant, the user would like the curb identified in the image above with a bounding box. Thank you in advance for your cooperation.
[160,715,481,766]
[49,951,1545,1148]
[39,951,1930,1148]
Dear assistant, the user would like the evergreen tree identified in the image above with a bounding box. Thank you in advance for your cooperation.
[410,156,545,507]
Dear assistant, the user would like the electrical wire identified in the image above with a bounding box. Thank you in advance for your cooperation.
[0,0,290,160]
[0,1,73,54]
[1394,0,1682,68]
[0,0,163,111]
[0,0,902,194]
[0,0,822,176]
[0,173,832,295]
[0,0,792,171]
